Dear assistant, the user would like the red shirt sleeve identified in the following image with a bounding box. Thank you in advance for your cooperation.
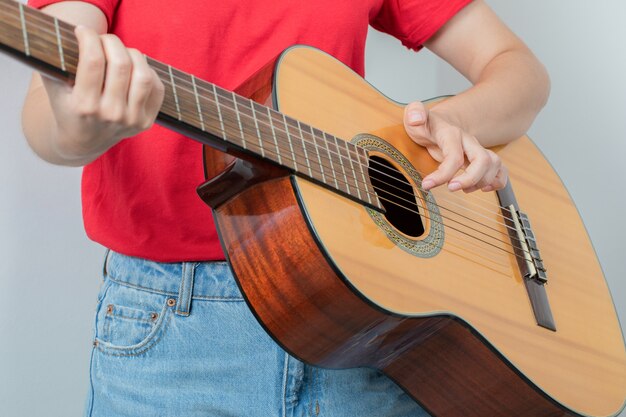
[371,0,473,51]
[27,0,119,29]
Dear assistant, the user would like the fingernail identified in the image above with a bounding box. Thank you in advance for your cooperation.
[422,179,435,190]
[448,181,462,192]
[408,111,424,124]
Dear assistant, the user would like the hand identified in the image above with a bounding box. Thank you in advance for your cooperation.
[403,101,508,193]
[40,25,164,162]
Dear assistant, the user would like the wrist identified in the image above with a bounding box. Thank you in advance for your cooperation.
[429,103,468,134]
[51,125,116,165]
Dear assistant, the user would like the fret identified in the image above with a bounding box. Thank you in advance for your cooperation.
[249,101,263,157]
[250,102,267,158]
[259,107,278,160]
[296,120,314,178]
[268,114,293,164]
[308,126,327,184]
[167,65,182,120]
[230,96,267,158]
[53,17,65,71]
[355,146,373,205]
[322,132,340,190]
[344,141,363,201]
[190,75,205,131]
[212,84,226,139]
[331,136,351,195]
[18,2,29,55]
[250,101,297,169]
[253,101,288,162]
[191,77,229,138]
[280,114,301,169]
[214,87,254,150]
[230,91,246,149]
[284,117,309,172]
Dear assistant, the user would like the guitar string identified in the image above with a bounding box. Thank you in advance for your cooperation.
[9,13,532,257]
[6,9,522,221]
[7,11,539,260]
[153,76,527,242]
[7,9,524,226]
[151,71,523,231]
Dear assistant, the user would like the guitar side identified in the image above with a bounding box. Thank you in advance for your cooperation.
[207,46,626,417]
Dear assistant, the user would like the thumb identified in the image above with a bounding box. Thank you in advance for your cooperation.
[404,101,428,127]
[404,101,430,144]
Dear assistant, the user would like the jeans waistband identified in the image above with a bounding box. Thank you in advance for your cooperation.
[104,250,241,316]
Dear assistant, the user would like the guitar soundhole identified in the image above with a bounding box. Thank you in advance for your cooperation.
[368,155,425,238]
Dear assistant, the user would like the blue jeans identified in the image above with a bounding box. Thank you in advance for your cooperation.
[85,251,430,417]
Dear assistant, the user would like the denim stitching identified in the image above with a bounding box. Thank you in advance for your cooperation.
[282,353,289,417]
[106,314,156,324]
[95,304,173,357]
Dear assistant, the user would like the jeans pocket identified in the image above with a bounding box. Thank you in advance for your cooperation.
[94,279,173,357]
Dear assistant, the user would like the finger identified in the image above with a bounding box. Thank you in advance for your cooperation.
[100,34,132,119]
[73,25,105,110]
[404,101,430,145]
[142,68,165,129]
[421,133,465,190]
[127,49,157,125]
[448,134,491,191]
[404,101,428,126]
[473,150,501,190]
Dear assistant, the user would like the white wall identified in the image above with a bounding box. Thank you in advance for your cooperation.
[0,0,624,416]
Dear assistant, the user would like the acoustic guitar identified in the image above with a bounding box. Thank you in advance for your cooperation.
[1,1,625,415]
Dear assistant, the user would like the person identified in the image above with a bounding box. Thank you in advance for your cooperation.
[21,0,550,416]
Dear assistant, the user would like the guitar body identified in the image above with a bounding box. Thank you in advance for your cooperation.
[1,3,621,414]
[200,47,626,417]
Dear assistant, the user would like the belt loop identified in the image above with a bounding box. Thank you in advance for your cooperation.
[175,262,197,316]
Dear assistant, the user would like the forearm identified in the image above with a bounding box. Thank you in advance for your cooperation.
[431,46,550,148]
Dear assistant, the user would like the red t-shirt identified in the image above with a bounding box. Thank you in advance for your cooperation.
[28,0,472,262]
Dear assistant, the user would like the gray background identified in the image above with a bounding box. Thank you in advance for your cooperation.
[0,0,624,415]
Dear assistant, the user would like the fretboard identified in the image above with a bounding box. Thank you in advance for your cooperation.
[0,0,382,211]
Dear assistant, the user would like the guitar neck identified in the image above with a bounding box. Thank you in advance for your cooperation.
[0,0,382,210]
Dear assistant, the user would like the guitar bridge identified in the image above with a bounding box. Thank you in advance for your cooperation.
[498,182,556,331]
[509,206,548,284]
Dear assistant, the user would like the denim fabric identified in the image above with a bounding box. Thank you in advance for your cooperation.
[85,251,430,417]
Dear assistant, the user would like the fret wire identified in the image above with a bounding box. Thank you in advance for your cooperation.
[167,65,182,120]
[296,120,314,178]
[159,76,369,197]
[3,4,372,207]
[250,103,266,158]
[98,54,372,199]
[344,140,363,201]
[259,107,278,159]
[8,9,535,224]
[322,132,340,190]
[211,84,226,140]
[230,91,247,150]
[1,10,372,191]
[158,76,366,195]
[282,114,298,171]
[190,75,205,131]
[333,136,351,195]
[356,147,373,204]
[248,101,264,158]
[52,17,66,71]
[158,81,376,205]
[158,71,368,186]
[309,126,327,184]
[267,114,291,165]
[18,2,29,56]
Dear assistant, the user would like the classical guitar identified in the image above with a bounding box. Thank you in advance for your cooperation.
[2,1,625,415]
